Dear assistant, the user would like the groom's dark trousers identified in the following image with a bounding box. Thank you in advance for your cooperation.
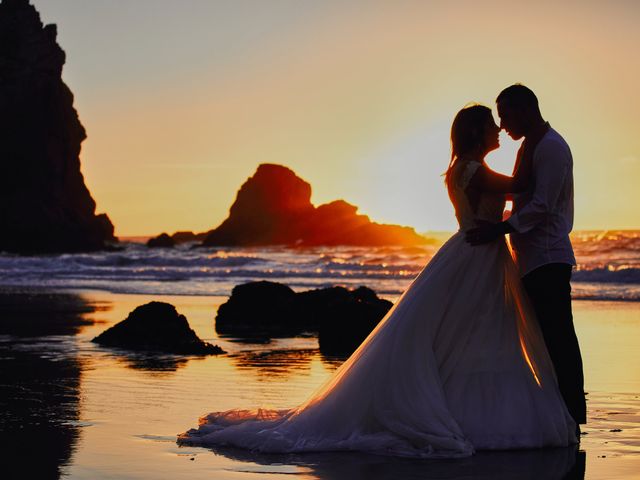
[522,263,587,424]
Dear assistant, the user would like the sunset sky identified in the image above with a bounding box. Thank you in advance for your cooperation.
[32,0,640,236]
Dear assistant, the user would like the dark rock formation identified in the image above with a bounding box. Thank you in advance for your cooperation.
[147,232,175,248]
[146,230,209,247]
[171,230,208,243]
[202,164,427,247]
[0,0,116,253]
[203,164,313,246]
[215,281,393,355]
[92,302,225,355]
[216,281,301,337]
[317,286,392,355]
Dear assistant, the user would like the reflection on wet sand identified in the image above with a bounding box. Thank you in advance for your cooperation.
[0,349,84,479]
[228,345,347,379]
[195,444,585,480]
[319,352,350,370]
[0,289,99,336]
[108,350,192,372]
[230,349,318,377]
[0,290,95,479]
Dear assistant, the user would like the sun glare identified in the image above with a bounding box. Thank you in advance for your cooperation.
[485,131,522,175]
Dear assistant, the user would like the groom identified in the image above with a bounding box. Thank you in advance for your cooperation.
[466,84,586,433]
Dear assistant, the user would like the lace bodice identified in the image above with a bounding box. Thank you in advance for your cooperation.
[449,161,505,231]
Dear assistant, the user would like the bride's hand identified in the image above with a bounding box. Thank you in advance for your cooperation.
[466,220,513,245]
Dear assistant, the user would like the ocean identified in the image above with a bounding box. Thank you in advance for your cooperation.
[3,230,639,301]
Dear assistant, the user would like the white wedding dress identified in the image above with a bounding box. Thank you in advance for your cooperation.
[178,160,577,458]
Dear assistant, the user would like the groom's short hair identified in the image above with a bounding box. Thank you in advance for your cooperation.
[497,84,539,110]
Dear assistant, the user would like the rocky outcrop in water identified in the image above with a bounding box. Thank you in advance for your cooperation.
[171,231,208,243]
[92,302,225,355]
[216,281,303,337]
[317,286,392,355]
[146,230,209,247]
[147,233,175,248]
[0,0,116,253]
[215,281,392,355]
[202,164,427,247]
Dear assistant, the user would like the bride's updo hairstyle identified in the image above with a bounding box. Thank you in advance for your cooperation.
[444,104,493,190]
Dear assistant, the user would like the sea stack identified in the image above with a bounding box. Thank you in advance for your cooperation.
[0,0,116,253]
[202,164,428,246]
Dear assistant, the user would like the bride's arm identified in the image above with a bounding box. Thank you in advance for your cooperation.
[467,163,530,194]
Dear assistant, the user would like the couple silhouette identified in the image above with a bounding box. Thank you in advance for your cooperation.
[179,84,586,466]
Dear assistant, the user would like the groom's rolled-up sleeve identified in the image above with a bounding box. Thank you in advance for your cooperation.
[507,140,570,234]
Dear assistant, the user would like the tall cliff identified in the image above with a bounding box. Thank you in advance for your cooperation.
[0,0,115,253]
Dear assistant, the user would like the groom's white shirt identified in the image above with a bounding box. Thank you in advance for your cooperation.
[507,127,577,277]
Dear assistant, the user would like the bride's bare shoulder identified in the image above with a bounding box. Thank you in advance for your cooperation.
[451,160,482,189]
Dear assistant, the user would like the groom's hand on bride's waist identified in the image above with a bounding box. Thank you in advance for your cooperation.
[465,221,514,245]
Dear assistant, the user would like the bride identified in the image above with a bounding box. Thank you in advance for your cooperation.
[178,104,577,458]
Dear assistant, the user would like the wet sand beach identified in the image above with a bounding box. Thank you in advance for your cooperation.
[1,289,638,479]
